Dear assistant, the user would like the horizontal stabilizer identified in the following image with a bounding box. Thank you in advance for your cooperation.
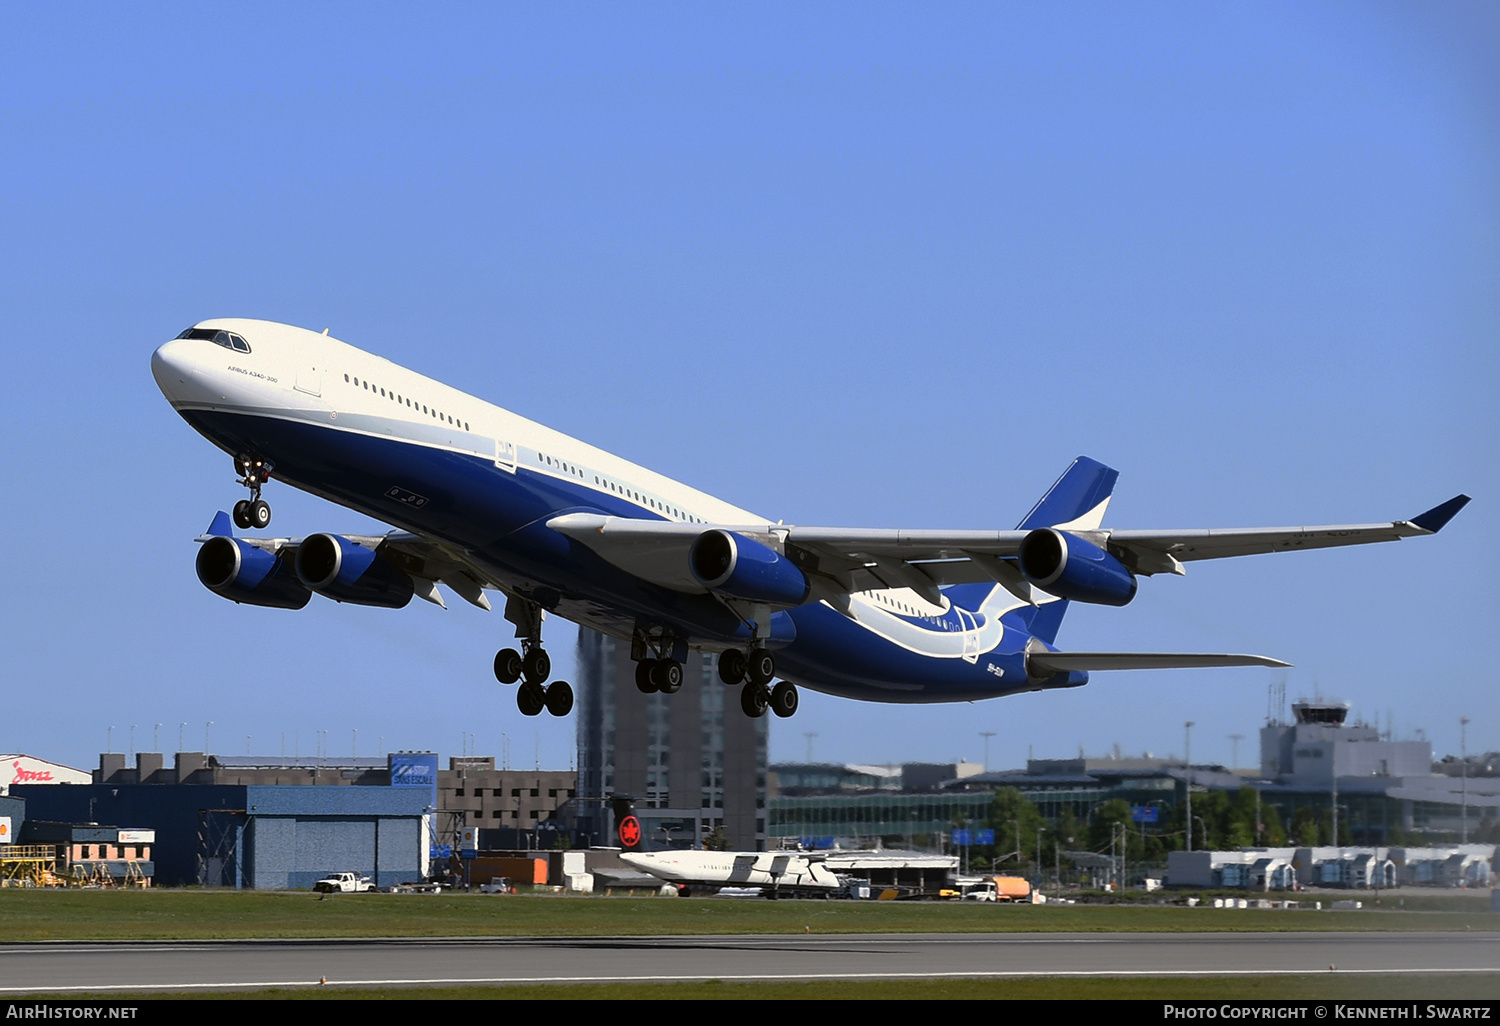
[1027,651,1291,674]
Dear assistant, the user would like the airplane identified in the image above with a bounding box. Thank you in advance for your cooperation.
[610,796,840,897]
[152,318,1471,721]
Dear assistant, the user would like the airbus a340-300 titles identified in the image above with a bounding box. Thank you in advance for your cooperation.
[152,319,1470,720]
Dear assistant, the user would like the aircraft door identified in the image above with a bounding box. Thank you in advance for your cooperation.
[958,607,980,664]
[294,365,322,397]
[494,439,516,473]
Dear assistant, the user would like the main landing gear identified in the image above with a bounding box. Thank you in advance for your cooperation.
[492,596,572,717]
[230,454,274,530]
[718,647,797,719]
[635,656,684,695]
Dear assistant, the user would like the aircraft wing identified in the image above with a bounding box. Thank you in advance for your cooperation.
[785,494,1471,580]
[549,494,1469,608]
[1099,494,1471,573]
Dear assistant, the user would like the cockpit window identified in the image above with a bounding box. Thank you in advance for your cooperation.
[176,327,251,353]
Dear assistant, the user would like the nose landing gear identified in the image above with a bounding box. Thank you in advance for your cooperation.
[231,455,274,530]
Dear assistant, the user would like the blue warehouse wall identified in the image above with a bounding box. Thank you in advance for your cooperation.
[12,784,248,886]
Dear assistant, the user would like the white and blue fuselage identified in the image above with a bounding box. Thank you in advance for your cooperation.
[153,318,1466,713]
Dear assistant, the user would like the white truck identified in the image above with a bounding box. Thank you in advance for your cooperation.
[314,871,376,893]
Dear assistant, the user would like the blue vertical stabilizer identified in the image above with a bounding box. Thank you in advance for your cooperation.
[946,456,1119,645]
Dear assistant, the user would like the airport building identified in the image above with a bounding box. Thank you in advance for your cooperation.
[12,751,438,888]
[770,762,992,847]
[770,703,1500,851]
[1252,702,1499,844]
[575,629,767,850]
[1167,844,1495,890]
[2,754,91,794]
[437,756,577,850]
[85,750,579,850]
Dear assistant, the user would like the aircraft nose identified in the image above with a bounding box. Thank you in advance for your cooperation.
[151,339,198,400]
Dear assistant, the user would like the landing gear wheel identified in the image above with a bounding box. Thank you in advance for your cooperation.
[232,500,252,530]
[544,680,574,717]
[635,659,658,694]
[517,681,545,717]
[522,647,551,684]
[747,648,776,688]
[650,659,684,695]
[770,681,799,718]
[741,683,769,718]
[249,498,271,530]
[493,648,523,684]
[718,649,747,685]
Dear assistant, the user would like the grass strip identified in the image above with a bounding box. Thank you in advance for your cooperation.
[2,890,1496,942]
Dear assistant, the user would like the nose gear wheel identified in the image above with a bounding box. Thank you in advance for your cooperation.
[232,455,274,529]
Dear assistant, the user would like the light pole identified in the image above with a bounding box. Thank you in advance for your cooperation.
[981,731,996,772]
[1184,721,1194,852]
[1460,716,1470,843]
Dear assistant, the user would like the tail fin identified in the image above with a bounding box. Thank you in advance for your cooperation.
[1015,456,1118,531]
[948,457,1120,645]
[610,794,650,852]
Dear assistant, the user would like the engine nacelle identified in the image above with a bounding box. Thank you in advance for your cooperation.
[1017,528,1138,606]
[689,530,810,607]
[295,533,414,608]
[196,536,312,609]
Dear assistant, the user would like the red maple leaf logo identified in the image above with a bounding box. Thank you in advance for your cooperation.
[618,815,642,848]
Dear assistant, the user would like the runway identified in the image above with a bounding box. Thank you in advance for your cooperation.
[3,932,1497,993]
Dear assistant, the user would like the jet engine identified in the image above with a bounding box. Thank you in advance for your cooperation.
[689,530,810,607]
[196,536,312,609]
[1017,528,1137,606]
[295,533,415,608]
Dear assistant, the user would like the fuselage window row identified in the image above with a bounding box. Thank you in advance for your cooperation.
[341,373,469,431]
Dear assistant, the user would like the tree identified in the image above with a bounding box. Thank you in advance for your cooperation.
[985,788,1045,872]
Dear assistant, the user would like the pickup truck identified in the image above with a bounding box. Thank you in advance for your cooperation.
[313,871,376,893]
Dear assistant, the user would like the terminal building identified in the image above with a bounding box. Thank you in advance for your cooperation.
[770,703,1500,851]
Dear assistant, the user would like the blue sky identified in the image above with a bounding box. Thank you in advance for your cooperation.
[3,2,1496,777]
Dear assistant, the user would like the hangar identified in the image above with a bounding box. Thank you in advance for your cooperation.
[13,773,431,889]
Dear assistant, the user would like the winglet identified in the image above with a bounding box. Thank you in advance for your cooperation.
[1409,495,1471,534]
[206,510,234,537]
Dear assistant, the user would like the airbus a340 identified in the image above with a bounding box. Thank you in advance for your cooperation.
[152,319,1469,720]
